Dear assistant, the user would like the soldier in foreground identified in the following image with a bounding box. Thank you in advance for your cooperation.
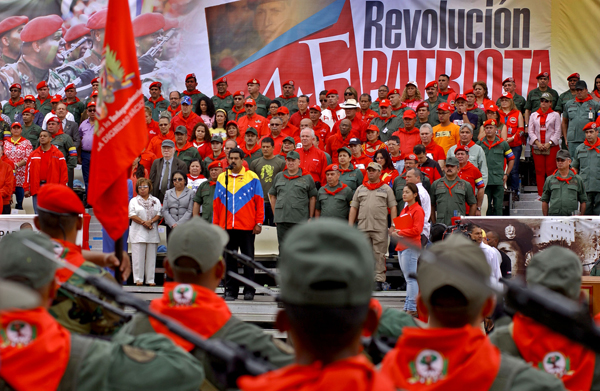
[380,235,566,390]
[237,219,395,390]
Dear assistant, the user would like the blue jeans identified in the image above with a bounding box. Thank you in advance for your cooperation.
[32,194,38,213]
[508,145,522,193]
[399,248,419,311]
[81,150,91,196]
[14,186,24,209]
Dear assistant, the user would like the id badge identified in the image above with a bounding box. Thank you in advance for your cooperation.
[590,111,594,120]
[383,127,388,134]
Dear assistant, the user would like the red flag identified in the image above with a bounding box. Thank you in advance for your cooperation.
[87,0,148,240]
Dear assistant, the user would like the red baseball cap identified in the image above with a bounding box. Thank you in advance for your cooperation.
[403,110,417,119]
[425,81,438,90]
[454,94,467,102]
[502,77,515,85]
[455,145,469,154]
[50,95,62,103]
[247,78,260,85]
[91,90,98,97]
[437,102,452,112]
[464,89,474,95]
[244,98,256,106]
[499,91,513,100]
[282,80,295,87]
[378,99,391,108]
[536,71,550,79]
[567,73,580,81]
[215,76,227,85]
[11,122,21,128]
[366,124,380,133]
[87,102,96,108]
[309,104,321,112]
[483,119,498,127]
[23,95,35,102]
[485,103,499,113]
[325,164,339,173]
[226,120,238,128]
[37,184,85,214]
[326,89,338,96]
[276,107,289,115]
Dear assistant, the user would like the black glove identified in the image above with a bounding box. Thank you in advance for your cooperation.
[138,55,155,75]
[77,69,96,86]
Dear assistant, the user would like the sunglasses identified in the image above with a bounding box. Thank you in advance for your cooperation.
[344,92,353,96]
[541,99,550,103]
[87,108,96,112]
[173,177,185,182]
[269,123,281,127]
[320,99,326,103]
[556,158,566,162]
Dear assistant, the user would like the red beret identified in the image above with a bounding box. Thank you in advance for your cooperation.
[11,122,21,128]
[583,122,598,131]
[405,154,417,161]
[50,95,62,103]
[499,91,513,100]
[86,9,108,30]
[87,102,96,108]
[22,108,35,114]
[164,17,179,30]
[402,110,417,119]
[91,77,99,85]
[326,89,338,96]
[425,81,438,90]
[455,145,469,154]
[232,90,244,97]
[483,119,498,127]
[215,76,227,85]
[325,164,339,173]
[309,104,321,112]
[247,78,260,85]
[366,124,379,133]
[276,107,289,115]
[37,184,84,215]
[64,83,75,92]
[282,80,295,87]
[0,16,28,36]
[10,83,21,90]
[244,98,256,106]
[387,89,401,97]
[378,99,391,107]
[536,71,550,79]
[132,13,165,38]
[485,103,499,112]
[226,120,238,128]
[36,81,48,90]
[149,81,162,90]
[23,95,35,101]
[437,102,452,112]
[20,15,63,43]
[91,90,98,97]
[502,77,515,85]
[207,160,222,170]
[185,73,196,82]
[454,94,467,102]
[47,116,60,123]
[64,24,90,43]
[416,101,429,111]
[464,89,474,95]
[567,73,580,81]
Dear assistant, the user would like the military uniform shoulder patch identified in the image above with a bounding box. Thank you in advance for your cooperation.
[122,344,157,363]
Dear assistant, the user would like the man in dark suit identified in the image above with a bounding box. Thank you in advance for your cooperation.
[149,139,187,203]
[63,119,80,149]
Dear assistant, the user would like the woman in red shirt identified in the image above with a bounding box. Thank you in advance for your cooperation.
[190,122,212,159]
[375,149,399,187]
[390,183,425,317]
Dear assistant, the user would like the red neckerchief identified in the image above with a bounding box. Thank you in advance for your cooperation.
[167,105,180,116]
[404,98,417,103]
[482,136,503,150]
[536,108,553,127]
[381,325,500,390]
[37,97,50,106]
[444,180,458,196]
[330,104,342,112]
[377,114,396,121]
[575,95,593,103]
[149,282,232,352]
[0,308,71,391]
[391,103,408,111]
[279,94,297,99]
[183,89,201,96]
[584,138,600,153]
[187,174,205,181]
[51,129,65,138]
[216,91,232,99]
[231,106,245,115]
[391,154,403,163]
[208,181,216,186]
[284,169,303,180]
[438,88,455,96]
[8,97,24,107]
[64,97,80,106]
[175,141,194,152]
[52,238,86,285]
[513,314,595,391]
[337,165,355,174]
[362,179,386,191]
[324,182,347,195]
[463,140,476,148]
[213,150,227,160]
[148,96,165,107]
[400,126,418,134]
[555,174,573,184]
[238,354,395,391]
[241,143,261,156]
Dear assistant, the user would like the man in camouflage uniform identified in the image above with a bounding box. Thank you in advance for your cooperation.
[0,15,67,101]
[0,16,28,67]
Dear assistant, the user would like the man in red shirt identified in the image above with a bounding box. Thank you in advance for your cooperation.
[331,99,367,141]
[277,106,299,142]
[238,98,269,137]
[297,128,327,187]
[359,93,378,124]
[170,96,203,138]
[456,145,484,215]
[147,112,175,158]
[414,144,442,184]
[289,95,309,127]
[229,91,246,122]
[419,123,446,168]
[167,91,181,117]
[145,106,159,141]
[261,116,286,154]
[326,118,354,163]
[392,110,420,157]
[349,137,372,174]
[307,105,331,149]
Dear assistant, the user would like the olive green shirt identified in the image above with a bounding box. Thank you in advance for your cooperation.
[339,165,364,193]
[36,98,53,117]
[541,172,587,216]
[315,183,353,219]
[51,133,77,169]
[212,94,234,113]
[431,177,476,225]
[555,90,576,113]
[572,143,600,192]
[66,100,85,124]
[182,91,207,111]
[2,101,23,122]
[525,87,560,113]
[269,169,318,224]
[244,148,263,165]
[175,145,201,168]
[145,99,170,122]
[375,308,418,340]
[563,99,600,144]
[193,181,216,222]
[249,156,286,203]
[253,93,271,118]
[427,98,441,127]
[496,92,526,114]
[274,96,299,115]
[477,136,514,186]
[371,116,403,142]
[392,173,431,210]
[22,123,42,149]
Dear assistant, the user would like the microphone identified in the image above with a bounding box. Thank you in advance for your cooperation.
[226,164,234,170]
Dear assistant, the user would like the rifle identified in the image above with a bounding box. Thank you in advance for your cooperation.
[224,249,277,279]
[142,29,175,59]
[23,239,275,387]
[56,36,94,70]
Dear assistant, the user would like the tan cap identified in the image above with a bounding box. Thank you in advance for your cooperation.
[0,279,41,310]
[367,162,382,171]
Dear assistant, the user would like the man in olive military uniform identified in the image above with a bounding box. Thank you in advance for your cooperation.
[315,164,353,220]
[349,162,397,289]
[46,116,77,188]
[541,149,587,216]
[274,80,299,115]
[393,154,431,199]
[431,157,477,225]
[524,71,560,124]
[477,119,515,216]
[0,15,68,101]
[118,217,294,391]
[0,16,28,67]
[572,122,600,215]
[555,73,580,113]
[370,99,403,142]
[174,125,201,167]
[63,83,86,124]
[193,160,222,222]
[145,81,170,122]
[269,151,318,251]
[490,246,595,390]
[0,230,205,391]
[212,76,233,113]
[380,235,566,390]
[237,219,395,391]
[35,81,52,117]
[497,77,526,114]
[562,80,600,156]
[20,108,42,148]
[182,73,207,111]
[3,83,24,121]
[247,78,271,118]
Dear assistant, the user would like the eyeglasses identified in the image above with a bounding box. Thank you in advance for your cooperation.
[269,123,281,127]
[173,178,185,182]
[138,185,149,189]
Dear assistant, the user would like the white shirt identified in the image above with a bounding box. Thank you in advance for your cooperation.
[128,195,162,244]
[320,108,346,129]
[406,182,431,237]
[42,111,75,129]
[480,242,502,289]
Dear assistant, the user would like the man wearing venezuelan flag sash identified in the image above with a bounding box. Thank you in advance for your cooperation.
[213,147,264,301]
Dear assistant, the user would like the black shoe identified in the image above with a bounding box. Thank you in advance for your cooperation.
[374,282,383,291]
[224,291,237,301]
[244,291,255,301]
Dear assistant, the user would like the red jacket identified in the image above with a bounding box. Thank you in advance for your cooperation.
[331,116,367,141]
[25,145,68,196]
[0,158,13,205]
[281,123,300,143]
[326,132,354,163]
[147,132,176,159]
[313,120,332,150]
[170,111,204,139]
[289,110,310,128]
[297,145,327,184]
[147,120,160,142]
[424,140,446,162]
[395,202,425,251]
[238,114,269,138]
[392,127,421,157]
